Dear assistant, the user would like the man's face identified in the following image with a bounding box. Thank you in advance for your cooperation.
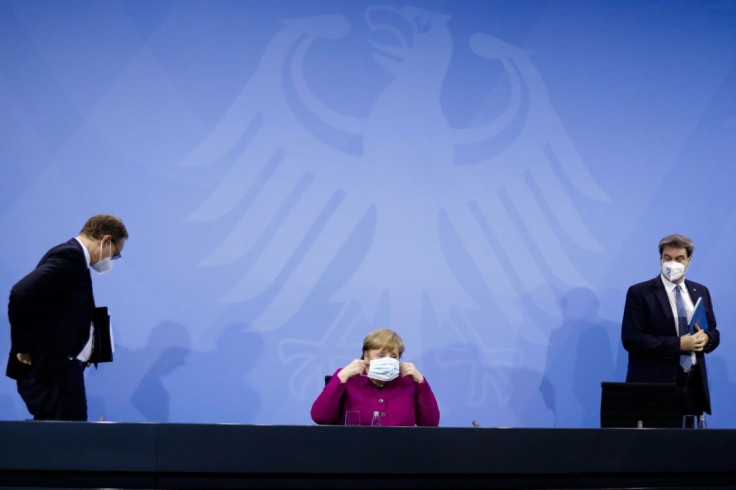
[97,236,125,262]
[111,237,125,260]
[661,246,689,265]
[661,245,690,278]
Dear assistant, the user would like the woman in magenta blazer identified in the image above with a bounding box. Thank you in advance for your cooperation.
[311,329,440,426]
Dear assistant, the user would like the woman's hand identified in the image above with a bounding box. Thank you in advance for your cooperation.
[338,359,367,383]
[400,362,424,383]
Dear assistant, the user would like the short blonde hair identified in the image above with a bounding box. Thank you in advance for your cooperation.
[362,329,405,359]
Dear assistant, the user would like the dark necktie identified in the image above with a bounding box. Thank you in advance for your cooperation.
[675,285,693,371]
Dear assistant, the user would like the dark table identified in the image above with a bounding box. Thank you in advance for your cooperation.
[1,421,734,489]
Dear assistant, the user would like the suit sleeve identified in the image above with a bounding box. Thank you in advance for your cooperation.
[414,378,440,426]
[310,369,346,425]
[621,285,680,357]
[702,286,720,354]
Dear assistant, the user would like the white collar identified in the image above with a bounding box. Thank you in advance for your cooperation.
[74,237,91,268]
[660,273,685,293]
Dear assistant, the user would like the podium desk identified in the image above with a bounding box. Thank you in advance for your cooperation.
[1,421,734,489]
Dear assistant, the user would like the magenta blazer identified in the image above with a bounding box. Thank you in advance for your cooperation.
[311,368,440,426]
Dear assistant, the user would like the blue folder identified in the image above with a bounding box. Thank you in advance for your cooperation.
[688,297,709,333]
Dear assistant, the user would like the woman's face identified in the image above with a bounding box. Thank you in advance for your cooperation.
[363,348,400,362]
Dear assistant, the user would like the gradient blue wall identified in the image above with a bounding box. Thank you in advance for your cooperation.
[1,0,735,427]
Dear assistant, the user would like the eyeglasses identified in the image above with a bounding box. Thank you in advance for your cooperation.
[111,239,122,260]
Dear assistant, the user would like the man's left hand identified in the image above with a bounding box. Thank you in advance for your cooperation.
[691,327,709,352]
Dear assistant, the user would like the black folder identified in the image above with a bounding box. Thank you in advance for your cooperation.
[90,306,114,363]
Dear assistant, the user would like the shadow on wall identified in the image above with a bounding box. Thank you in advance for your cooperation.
[162,323,265,423]
[86,320,192,422]
[416,324,555,429]
[411,285,561,428]
[541,287,617,428]
[131,344,191,422]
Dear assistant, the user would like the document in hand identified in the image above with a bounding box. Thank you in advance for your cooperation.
[687,297,710,334]
[91,306,114,363]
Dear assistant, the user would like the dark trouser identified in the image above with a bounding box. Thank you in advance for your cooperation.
[17,359,87,421]
[677,364,705,417]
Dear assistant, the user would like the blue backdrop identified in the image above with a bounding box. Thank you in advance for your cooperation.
[1,0,735,427]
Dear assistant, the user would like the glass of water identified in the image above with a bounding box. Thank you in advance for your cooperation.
[344,411,361,426]
[682,414,706,429]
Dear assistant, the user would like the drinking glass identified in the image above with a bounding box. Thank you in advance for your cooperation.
[682,415,698,429]
[344,411,361,426]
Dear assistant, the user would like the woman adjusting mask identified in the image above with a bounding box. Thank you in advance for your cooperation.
[310,328,440,427]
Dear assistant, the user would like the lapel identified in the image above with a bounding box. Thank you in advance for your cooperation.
[651,276,674,326]
[684,279,702,306]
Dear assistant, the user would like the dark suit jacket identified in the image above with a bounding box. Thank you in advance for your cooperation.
[621,276,720,413]
[6,239,94,382]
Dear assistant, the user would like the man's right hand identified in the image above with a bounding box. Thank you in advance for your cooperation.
[16,352,32,365]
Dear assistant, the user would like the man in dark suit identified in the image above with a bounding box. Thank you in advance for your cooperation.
[6,214,128,421]
[621,234,719,418]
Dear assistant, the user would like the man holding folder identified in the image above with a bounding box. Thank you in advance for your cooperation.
[6,214,127,421]
[621,234,719,419]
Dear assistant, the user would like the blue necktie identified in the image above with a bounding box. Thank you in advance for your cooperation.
[675,285,693,371]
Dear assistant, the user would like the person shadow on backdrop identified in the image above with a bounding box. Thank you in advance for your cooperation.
[131,343,190,422]
[163,323,264,423]
[542,288,616,427]
[86,320,191,421]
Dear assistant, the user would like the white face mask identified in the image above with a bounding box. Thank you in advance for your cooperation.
[367,357,400,382]
[661,260,685,282]
[91,241,114,274]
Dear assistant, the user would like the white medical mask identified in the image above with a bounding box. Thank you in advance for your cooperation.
[367,357,400,382]
[661,260,685,282]
[91,241,114,274]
